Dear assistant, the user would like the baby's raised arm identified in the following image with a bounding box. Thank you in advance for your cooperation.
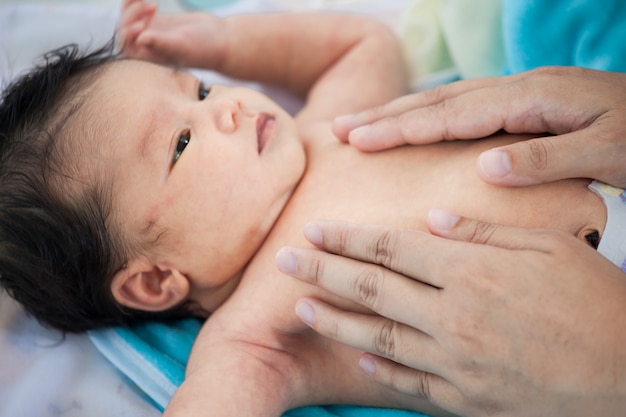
[119,0,407,121]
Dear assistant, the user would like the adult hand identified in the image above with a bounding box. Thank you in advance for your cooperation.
[118,0,227,68]
[276,213,626,417]
[333,67,626,188]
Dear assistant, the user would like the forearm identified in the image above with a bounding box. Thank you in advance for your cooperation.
[164,346,295,417]
[217,13,406,101]
[120,3,407,117]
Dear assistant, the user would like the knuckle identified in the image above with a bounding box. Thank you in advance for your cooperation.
[368,229,397,267]
[305,255,323,286]
[412,371,433,399]
[352,265,385,309]
[529,66,558,77]
[396,112,415,142]
[383,369,432,400]
[529,65,572,79]
[423,83,451,104]
[369,103,389,119]
[521,67,565,95]
[334,227,353,255]
[372,319,399,359]
[427,98,447,117]
[467,221,498,244]
[427,100,453,139]
[523,139,550,171]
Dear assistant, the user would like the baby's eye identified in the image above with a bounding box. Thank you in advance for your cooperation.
[198,83,210,101]
[585,230,600,250]
[172,130,190,165]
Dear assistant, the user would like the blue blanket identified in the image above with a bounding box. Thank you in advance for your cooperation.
[401,0,626,89]
[503,0,626,73]
[88,319,431,417]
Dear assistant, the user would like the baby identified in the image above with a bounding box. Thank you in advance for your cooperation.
[0,1,612,416]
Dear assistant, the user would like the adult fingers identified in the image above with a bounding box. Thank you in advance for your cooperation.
[298,220,463,289]
[294,297,461,413]
[331,75,517,145]
[333,67,606,152]
[476,124,626,187]
[359,353,462,413]
[276,246,439,328]
[293,298,445,375]
[333,73,541,151]
[427,208,563,251]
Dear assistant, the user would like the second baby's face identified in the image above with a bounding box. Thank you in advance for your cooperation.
[89,59,306,310]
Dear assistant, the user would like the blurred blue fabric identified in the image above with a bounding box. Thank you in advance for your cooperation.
[503,0,626,73]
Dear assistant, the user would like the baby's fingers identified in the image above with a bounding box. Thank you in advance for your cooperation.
[133,30,187,65]
[118,0,158,51]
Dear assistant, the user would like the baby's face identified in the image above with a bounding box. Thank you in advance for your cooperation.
[90,60,305,310]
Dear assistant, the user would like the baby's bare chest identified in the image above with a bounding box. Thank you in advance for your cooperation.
[230,135,489,327]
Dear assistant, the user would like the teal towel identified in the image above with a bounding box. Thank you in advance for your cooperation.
[503,0,626,73]
[89,319,433,416]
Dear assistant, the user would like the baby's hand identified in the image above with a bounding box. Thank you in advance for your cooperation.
[118,0,227,69]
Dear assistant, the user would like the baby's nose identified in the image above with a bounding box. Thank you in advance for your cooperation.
[213,98,240,133]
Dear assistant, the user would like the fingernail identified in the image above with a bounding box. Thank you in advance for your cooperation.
[304,223,322,246]
[349,125,373,142]
[359,355,376,375]
[428,208,460,230]
[275,248,297,275]
[478,149,511,178]
[295,301,316,325]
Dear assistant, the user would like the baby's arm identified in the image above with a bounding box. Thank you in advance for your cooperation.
[161,311,317,417]
[163,345,291,417]
[119,0,407,120]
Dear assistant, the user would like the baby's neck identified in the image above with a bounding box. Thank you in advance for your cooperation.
[193,269,245,315]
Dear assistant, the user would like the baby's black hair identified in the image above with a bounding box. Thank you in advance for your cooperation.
[0,42,191,332]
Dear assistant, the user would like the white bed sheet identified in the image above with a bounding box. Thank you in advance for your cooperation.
[0,1,411,416]
[0,292,161,417]
[0,2,158,416]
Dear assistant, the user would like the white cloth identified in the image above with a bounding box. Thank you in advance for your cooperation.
[589,181,626,272]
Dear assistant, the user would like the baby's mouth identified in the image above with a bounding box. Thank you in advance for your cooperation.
[257,113,275,154]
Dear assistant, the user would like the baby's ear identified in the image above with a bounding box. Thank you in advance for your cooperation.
[111,257,190,312]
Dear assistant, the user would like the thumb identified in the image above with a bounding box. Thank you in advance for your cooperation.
[426,208,552,250]
[476,133,588,186]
